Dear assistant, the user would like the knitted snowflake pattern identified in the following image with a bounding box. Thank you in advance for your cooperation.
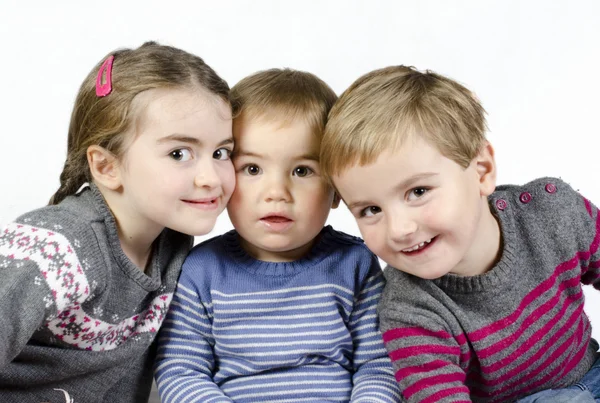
[0,223,171,351]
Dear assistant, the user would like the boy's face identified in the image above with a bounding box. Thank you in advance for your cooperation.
[227,117,337,262]
[333,135,498,279]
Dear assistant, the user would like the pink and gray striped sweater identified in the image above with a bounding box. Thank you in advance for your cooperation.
[379,177,600,402]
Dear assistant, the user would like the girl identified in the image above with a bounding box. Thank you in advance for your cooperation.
[0,42,235,402]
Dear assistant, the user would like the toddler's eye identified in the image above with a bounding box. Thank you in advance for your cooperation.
[170,149,192,161]
[408,187,428,201]
[213,147,232,161]
[293,166,314,177]
[360,206,382,217]
[243,164,262,176]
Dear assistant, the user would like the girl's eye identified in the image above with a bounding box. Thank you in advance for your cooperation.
[170,149,192,161]
[213,147,232,161]
[360,206,382,217]
[408,187,428,201]
[292,166,314,177]
[242,164,262,176]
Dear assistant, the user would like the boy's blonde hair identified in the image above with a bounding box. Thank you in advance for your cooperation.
[321,65,487,179]
[230,68,337,139]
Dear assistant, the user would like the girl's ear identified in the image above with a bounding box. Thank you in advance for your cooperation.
[475,141,497,197]
[331,192,341,209]
[87,145,122,190]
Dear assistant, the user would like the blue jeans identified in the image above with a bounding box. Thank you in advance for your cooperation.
[517,355,600,402]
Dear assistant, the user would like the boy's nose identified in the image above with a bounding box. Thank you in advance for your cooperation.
[387,213,418,243]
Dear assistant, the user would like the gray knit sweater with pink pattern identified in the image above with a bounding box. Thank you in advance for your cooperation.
[0,185,191,402]
[380,177,600,402]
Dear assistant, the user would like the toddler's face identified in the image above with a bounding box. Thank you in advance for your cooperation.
[227,117,337,262]
[333,135,498,279]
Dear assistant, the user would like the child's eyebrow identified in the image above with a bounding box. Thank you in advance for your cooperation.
[234,150,262,158]
[234,151,318,160]
[157,134,234,147]
[346,172,439,210]
[296,153,319,162]
[347,200,371,211]
[398,172,439,189]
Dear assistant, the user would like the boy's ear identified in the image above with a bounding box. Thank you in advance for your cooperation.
[87,145,122,190]
[475,141,496,197]
[331,192,341,209]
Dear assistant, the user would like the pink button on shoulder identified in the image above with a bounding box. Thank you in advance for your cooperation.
[496,199,507,210]
[545,183,557,193]
[519,192,532,204]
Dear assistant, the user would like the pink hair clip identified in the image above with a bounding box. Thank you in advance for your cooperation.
[95,55,114,97]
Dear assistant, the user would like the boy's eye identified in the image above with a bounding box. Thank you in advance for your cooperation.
[360,206,382,217]
[170,149,192,161]
[213,147,232,161]
[293,166,313,177]
[408,187,428,201]
[242,164,262,176]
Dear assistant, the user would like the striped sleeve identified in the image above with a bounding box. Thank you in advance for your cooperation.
[154,269,234,403]
[381,324,471,402]
[577,195,600,289]
[379,283,471,403]
[349,255,402,402]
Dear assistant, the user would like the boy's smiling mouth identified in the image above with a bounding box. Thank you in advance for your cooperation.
[402,237,435,253]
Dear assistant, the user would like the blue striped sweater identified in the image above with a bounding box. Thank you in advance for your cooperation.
[154,226,401,402]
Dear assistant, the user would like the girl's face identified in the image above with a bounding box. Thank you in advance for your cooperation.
[117,87,235,237]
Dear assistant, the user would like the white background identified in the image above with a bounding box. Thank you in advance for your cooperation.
[1,1,600,339]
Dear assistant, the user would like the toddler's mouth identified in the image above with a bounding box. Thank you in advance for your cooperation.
[262,215,292,223]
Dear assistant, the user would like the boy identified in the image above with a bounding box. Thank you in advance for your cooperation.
[154,68,401,402]
[320,65,600,402]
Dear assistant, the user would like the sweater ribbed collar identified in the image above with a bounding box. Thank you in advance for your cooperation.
[433,195,517,294]
[222,225,341,276]
[80,184,164,291]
